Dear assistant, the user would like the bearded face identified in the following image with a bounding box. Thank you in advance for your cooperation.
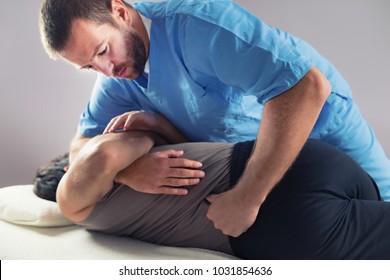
[62,18,148,80]
[113,27,147,79]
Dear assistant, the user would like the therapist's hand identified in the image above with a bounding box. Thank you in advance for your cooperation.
[114,149,205,195]
[104,111,157,134]
[104,111,189,144]
[206,186,261,237]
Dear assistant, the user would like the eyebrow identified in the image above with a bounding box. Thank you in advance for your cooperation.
[79,41,105,70]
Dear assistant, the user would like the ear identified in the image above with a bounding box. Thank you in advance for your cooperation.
[110,0,130,24]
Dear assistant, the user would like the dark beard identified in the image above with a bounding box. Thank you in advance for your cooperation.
[125,30,147,77]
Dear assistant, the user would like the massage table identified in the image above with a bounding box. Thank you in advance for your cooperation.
[0,185,236,260]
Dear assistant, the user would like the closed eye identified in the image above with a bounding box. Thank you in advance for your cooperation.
[98,46,107,56]
[80,64,94,71]
[80,44,108,70]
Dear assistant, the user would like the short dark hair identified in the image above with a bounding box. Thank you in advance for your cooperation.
[39,0,123,59]
[33,153,69,202]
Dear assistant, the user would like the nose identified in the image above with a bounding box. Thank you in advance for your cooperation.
[94,60,114,77]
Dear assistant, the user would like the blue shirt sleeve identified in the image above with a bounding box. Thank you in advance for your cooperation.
[78,74,140,137]
[180,0,313,104]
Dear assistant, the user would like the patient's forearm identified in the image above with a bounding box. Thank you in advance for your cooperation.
[57,131,156,222]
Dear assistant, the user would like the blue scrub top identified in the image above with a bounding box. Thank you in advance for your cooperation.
[78,0,351,142]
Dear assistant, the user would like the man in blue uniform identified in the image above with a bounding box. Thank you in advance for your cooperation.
[39,0,390,237]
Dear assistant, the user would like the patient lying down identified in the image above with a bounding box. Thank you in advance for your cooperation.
[34,130,390,259]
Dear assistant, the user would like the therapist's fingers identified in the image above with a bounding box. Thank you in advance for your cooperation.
[109,114,128,133]
[104,112,137,134]
[103,115,124,134]
[154,149,204,169]
[166,168,205,180]
[103,118,115,134]
[165,156,204,169]
[157,186,189,196]
[163,177,202,187]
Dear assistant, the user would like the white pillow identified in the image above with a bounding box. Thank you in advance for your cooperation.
[0,185,74,227]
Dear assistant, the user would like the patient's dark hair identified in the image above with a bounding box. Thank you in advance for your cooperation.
[39,0,130,59]
[33,153,69,202]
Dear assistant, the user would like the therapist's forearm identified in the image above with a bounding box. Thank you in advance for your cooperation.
[236,67,331,205]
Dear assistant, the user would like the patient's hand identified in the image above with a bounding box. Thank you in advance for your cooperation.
[114,149,205,195]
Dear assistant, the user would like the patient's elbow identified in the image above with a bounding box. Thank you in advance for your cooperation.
[84,138,118,173]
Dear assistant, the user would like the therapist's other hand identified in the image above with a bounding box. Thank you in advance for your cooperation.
[114,149,205,195]
[206,188,261,237]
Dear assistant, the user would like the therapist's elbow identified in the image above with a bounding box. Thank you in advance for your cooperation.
[304,67,331,106]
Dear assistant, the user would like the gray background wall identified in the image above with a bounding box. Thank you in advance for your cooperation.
[0,0,389,187]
